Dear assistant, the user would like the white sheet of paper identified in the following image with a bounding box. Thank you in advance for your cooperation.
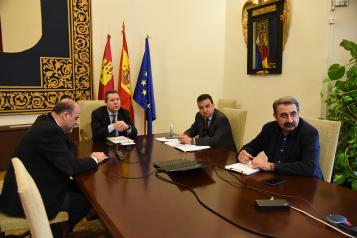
[224,162,260,175]
[107,136,135,145]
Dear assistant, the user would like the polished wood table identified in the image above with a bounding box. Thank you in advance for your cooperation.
[76,135,357,238]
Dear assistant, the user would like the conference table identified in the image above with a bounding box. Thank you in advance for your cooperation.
[76,134,356,238]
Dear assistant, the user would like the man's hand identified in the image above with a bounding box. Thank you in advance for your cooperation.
[178,134,192,144]
[237,150,253,164]
[113,121,129,132]
[251,158,274,171]
[90,152,108,163]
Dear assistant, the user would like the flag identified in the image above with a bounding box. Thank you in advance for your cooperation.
[118,22,135,122]
[98,34,114,100]
[255,20,270,69]
[133,37,156,135]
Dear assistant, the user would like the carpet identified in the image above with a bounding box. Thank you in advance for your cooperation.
[68,218,112,238]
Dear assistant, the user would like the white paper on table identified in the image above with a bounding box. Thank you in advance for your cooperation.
[173,144,211,152]
[224,162,260,175]
[156,137,179,143]
[106,136,135,145]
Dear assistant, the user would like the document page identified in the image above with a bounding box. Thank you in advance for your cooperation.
[106,136,135,145]
[156,138,210,152]
[225,162,260,175]
[173,144,210,152]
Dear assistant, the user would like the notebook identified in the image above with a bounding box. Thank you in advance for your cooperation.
[224,162,260,175]
[153,159,202,172]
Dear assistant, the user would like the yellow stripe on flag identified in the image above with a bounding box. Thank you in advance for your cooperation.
[100,58,113,85]
[120,51,132,95]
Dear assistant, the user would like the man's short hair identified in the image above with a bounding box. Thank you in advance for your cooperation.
[104,90,119,103]
[197,94,213,104]
[53,99,75,115]
[273,96,300,113]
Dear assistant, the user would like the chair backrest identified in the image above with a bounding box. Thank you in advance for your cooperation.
[221,108,247,151]
[217,99,237,110]
[12,158,53,238]
[304,117,341,182]
[78,100,104,141]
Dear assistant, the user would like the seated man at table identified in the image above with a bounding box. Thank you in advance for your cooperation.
[179,94,237,152]
[0,99,108,237]
[91,89,137,141]
[237,96,323,179]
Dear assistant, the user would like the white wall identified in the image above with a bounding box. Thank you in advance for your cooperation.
[328,0,357,65]
[91,0,226,135]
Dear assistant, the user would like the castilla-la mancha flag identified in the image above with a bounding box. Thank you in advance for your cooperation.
[118,22,135,122]
[98,34,114,100]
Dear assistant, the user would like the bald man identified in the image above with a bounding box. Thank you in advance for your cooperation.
[0,99,108,237]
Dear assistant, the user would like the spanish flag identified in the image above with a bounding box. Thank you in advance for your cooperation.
[118,22,135,123]
[98,34,114,100]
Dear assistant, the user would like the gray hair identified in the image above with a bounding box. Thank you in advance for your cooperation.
[273,96,299,113]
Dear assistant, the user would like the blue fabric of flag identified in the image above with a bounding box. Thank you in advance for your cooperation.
[133,38,156,135]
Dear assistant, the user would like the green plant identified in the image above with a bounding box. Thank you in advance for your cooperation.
[323,39,357,191]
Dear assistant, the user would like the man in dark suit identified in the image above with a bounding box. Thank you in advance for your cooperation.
[237,96,323,179]
[0,99,108,237]
[179,94,236,152]
[91,89,137,141]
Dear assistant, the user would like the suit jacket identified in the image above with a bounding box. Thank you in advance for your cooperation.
[184,109,237,152]
[241,118,323,179]
[0,113,97,219]
[91,106,137,141]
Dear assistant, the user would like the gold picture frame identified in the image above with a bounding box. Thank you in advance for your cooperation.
[242,0,290,75]
[0,0,92,114]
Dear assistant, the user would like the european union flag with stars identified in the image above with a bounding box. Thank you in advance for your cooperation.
[133,37,156,135]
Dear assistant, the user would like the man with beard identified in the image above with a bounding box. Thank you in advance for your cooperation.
[237,96,323,179]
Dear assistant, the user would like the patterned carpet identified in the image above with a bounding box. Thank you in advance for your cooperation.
[69,218,112,238]
[1,170,112,238]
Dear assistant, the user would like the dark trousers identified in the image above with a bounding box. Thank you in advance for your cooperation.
[51,182,91,238]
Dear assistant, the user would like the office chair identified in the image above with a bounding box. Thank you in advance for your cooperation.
[221,108,247,151]
[0,158,68,238]
[217,99,238,110]
[77,100,104,141]
[304,117,341,183]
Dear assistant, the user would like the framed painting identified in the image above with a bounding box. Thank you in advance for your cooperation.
[246,0,286,75]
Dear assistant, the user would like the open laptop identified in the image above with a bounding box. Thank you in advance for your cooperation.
[153,159,202,172]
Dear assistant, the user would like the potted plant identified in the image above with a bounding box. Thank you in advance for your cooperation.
[323,39,357,191]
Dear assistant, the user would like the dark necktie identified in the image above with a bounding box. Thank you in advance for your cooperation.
[204,118,209,130]
[111,114,117,123]
[111,114,118,136]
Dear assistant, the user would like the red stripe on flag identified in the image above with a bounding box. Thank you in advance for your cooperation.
[98,34,114,100]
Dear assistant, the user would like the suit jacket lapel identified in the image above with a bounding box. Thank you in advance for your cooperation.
[208,110,217,133]
[103,107,111,125]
